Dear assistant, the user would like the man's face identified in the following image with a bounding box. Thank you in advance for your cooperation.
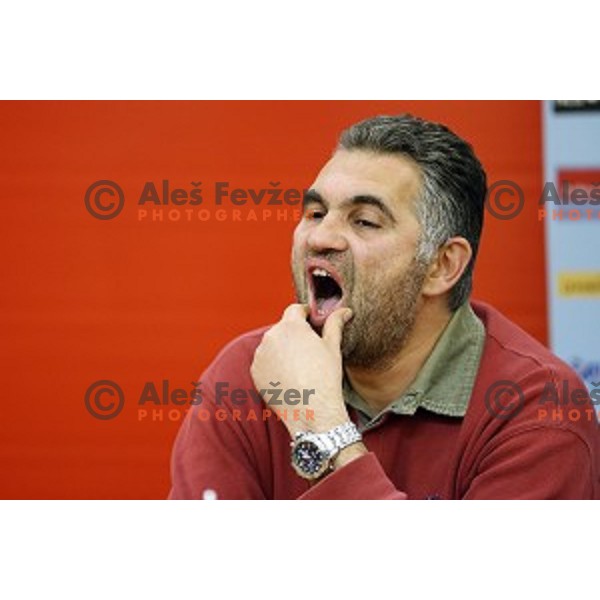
[291,149,430,370]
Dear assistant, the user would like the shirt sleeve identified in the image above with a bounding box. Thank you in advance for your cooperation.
[298,452,408,500]
[168,333,271,500]
[168,398,268,500]
[462,425,597,499]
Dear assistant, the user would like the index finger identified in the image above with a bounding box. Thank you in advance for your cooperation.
[281,303,310,322]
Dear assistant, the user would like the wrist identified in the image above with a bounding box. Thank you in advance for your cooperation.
[290,421,363,481]
[332,442,368,471]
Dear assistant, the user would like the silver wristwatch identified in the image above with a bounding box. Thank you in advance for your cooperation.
[290,421,363,480]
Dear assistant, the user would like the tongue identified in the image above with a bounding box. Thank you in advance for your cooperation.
[318,296,341,316]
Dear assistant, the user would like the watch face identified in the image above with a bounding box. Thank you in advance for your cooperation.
[292,440,326,478]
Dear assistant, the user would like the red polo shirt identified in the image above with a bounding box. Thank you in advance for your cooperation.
[168,301,600,499]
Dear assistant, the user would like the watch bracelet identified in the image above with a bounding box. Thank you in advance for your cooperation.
[326,421,362,450]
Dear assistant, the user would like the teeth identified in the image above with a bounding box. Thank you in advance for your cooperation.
[312,268,331,278]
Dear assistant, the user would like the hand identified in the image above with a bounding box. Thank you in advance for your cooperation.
[250,303,353,438]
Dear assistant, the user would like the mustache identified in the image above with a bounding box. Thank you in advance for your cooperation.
[301,251,351,274]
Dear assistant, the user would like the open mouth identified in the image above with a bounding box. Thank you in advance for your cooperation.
[307,265,345,328]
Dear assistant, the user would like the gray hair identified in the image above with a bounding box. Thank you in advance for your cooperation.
[338,114,487,311]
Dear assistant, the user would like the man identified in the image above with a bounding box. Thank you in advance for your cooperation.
[169,114,600,499]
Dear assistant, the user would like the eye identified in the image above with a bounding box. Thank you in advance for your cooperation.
[354,218,381,229]
[304,207,325,221]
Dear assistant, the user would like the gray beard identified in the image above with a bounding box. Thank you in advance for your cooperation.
[292,253,428,372]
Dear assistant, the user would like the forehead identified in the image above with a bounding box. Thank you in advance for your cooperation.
[311,149,423,212]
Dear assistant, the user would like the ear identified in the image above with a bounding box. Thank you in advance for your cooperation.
[421,237,473,300]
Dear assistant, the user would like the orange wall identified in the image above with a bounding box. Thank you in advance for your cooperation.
[0,101,545,498]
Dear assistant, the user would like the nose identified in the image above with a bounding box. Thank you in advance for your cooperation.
[306,213,349,253]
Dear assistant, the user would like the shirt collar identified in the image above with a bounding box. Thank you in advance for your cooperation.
[343,302,485,426]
